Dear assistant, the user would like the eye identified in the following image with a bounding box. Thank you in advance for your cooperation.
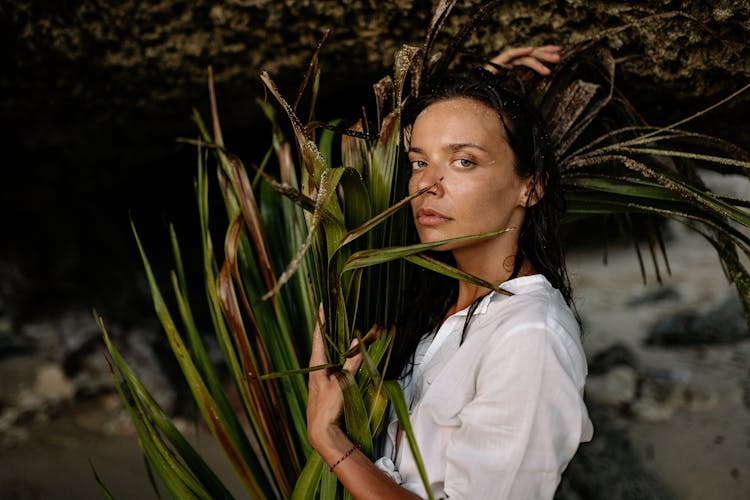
[452,158,475,169]
[410,159,427,169]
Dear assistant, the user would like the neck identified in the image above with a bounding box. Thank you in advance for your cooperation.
[444,220,530,316]
[445,252,534,318]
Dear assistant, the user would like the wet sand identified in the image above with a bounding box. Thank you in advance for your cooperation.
[567,221,750,500]
[1,221,749,499]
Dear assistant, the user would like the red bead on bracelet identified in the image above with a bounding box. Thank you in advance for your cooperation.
[329,443,359,472]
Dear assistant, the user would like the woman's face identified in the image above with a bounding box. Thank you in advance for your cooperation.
[407,97,531,254]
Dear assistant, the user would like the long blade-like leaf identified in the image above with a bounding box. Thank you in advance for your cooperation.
[383,381,433,500]
[342,229,513,272]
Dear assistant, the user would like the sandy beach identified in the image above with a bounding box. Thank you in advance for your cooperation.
[1,219,749,499]
[567,220,750,500]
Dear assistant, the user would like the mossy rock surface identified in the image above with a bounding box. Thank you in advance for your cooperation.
[3,1,748,116]
[0,0,748,318]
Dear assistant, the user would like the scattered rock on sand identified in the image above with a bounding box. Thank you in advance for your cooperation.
[586,365,639,408]
[589,342,639,374]
[626,286,681,308]
[556,403,676,500]
[645,291,749,346]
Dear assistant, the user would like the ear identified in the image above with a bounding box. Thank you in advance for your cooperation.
[518,176,544,208]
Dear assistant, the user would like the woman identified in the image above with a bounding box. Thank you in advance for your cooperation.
[307,47,593,499]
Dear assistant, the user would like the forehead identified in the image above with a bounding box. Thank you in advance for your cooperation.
[417,96,498,120]
[411,97,506,144]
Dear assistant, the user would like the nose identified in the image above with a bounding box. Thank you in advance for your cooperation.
[413,163,443,195]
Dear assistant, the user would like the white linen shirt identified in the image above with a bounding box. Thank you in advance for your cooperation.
[375,275,593,499]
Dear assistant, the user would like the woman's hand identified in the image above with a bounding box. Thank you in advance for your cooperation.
[485,45,561,76]
[305,313,419,499]
[306,311,363,450]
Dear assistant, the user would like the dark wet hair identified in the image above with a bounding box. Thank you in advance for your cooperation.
[386,68,574,379]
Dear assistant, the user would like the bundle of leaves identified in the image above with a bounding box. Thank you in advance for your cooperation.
[96,1,750,498]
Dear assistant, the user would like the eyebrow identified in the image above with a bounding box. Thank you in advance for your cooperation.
[409,143,490,154]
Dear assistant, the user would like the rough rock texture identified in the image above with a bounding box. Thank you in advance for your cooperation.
[3,1,748,110]
[1,0,748,321]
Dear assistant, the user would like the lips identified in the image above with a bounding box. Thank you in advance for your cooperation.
[415,208,451,226]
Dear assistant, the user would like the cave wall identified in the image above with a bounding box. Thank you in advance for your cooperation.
[1,0,748,321]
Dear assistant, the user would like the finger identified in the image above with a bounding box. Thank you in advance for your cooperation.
[483,62,501,74]
[531,47,561,63]
[343,342,364,375]
[488,46,534,67]
[309,310,328,369]
[511,56,551,75]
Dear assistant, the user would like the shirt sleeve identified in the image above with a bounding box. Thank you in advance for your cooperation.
[443,319,589,500]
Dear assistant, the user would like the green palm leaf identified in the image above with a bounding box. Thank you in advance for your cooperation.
[98,3,750,499]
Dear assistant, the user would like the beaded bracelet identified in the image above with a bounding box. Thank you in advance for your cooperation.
[329,443,359,472]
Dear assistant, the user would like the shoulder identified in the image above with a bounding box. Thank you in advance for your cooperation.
[469,275,587,384]
[481,274,578,338]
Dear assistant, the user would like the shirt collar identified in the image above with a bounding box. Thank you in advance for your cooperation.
[449,274,546,318]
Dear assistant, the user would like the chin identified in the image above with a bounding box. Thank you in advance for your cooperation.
[418,234,456,252]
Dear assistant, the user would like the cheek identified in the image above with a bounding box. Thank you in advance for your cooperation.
[456,178,502,206]
[458,181,519,223]
[407,174,417,194]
